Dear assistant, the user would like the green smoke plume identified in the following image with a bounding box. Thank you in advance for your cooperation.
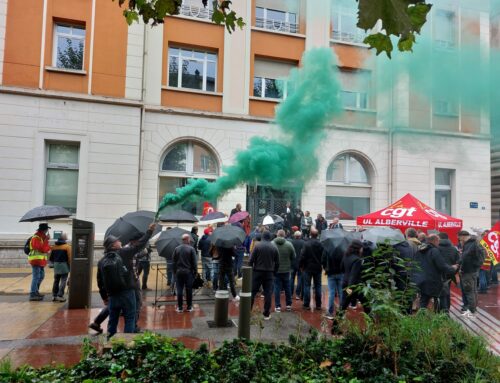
[157,48,342,216]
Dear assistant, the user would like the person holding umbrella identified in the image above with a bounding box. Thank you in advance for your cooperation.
[28,223,52,301]
[173,234,197,313]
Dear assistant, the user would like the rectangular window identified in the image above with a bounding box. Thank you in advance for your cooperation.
[179,0,213,20]
[255,6,298,33]
[434,99,458,116]
[168,47,217,92]
[325,196,370,220]
[45,143,79,214]
[331,4,366,44]
[253,58,295,100]
[435,168,454,215]
[339,69,371,110]
[434,9,456,49]
[53,23,85,70]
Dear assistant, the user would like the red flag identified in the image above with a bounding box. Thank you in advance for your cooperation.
[202,202,215,217]
[480,221,500,266]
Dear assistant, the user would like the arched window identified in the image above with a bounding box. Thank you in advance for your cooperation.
[159,140,218,215]
[325,153,371,220]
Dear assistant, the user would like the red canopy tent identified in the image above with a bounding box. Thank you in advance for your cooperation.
[356,193,463,242]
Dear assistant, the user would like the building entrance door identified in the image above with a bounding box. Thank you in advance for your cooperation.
[246,185,301,227]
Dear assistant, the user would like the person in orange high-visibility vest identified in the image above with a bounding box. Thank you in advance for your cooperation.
[28,223,51,301]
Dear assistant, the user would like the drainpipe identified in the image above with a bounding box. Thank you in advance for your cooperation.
[388,128,394,203]
[136,23,148,210]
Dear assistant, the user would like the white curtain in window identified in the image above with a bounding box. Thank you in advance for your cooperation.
[254,59,295,80]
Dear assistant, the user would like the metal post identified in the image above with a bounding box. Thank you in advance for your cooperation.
[238,266,252,339]
[214,290,229,327]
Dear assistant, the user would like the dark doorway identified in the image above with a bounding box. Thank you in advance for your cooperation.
[246,185,301,227]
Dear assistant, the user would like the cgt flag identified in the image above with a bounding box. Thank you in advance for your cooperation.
[202,202,215,217]
[480,221,500,266]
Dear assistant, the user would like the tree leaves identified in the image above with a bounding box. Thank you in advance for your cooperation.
[357,0,432,57]
[113,0,245,32]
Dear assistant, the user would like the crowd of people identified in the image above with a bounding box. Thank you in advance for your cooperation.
[25,203,499,338]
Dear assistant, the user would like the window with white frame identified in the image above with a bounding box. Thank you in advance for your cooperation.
[434,9,456,49]
[179,0,213,20]
[255,6,298,34]
[434,99,458,116]
[253,59,295,100]
[53,24,85,70]
[435,168,454,215]
[339,69,371,110]
[159,140,218,215]
[331,2,366,44]
[168,47,217,92]
[44,143,79,214]
[325,153,371,220]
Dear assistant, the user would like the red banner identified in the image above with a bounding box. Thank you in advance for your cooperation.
[202,202,215,217]
[480,221,500,266]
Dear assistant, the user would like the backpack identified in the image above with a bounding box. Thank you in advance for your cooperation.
[100,252,128,295]
[24,236,33,255]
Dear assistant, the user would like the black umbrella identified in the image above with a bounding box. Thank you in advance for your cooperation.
[200,211,227,225]
[19,205,72,222]
[362,227,405,245]
[210,225,246,249]
[156,228,190,260]
[159,210,198,223]
[105,210,160,245]
[320,228,351,255]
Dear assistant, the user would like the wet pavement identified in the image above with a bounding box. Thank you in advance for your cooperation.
[0,267,498,369]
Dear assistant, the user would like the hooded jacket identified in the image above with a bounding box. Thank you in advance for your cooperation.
[198,234,212,258]
[290,238,305,269]
[415,243,455,297]
[273,237,295,273]
[438,239,459,278]
[341,251,363,288]
[249,240,279,273]
[322,247,344,275]
[299,238,324,274]
[28,230,51,267]
[460,238,483,273]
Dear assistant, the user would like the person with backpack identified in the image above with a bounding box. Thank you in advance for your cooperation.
[50,232,71,302]
[97,223,155,338]
[458,230,484,318]
[27,223,51,301]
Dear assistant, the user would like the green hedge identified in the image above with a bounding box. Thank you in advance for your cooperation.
[1,311,499,383]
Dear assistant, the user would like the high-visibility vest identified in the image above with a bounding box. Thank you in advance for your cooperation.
[28,235,48,263]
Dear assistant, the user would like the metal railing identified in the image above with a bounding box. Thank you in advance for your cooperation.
[255,17,299,34]
[179,4,213,20]
[331,30,366,45]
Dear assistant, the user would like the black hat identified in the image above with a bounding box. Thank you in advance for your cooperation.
[38,223,51,231]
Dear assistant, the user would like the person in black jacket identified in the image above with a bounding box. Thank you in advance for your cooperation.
[322,245,344,319]
[340,240,367,312]
[299,229,324,310]
[173,234,198,313]
[198,228,212,282]
[249,231,279,320]
[437,232,460,313]
[415,234,458,311]
[290,231,305,300]
[96,223,155,338]
[393,239,417,314]
[217,245,239,300]
[458,231,484,316]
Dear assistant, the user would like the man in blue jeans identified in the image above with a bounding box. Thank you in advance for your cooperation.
[272,230,296,312]
[299,229,324,310]
[322,246,344,319]
[97,223,155,338]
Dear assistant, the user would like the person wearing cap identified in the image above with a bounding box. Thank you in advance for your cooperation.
[249,230,280,320]
[198,227,213,283]
[28,223,52,301]
[96,223,156,338]
[173,233,198,312]
[50,232,72,302]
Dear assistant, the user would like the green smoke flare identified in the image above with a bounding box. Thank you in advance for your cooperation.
[156,48,342,217]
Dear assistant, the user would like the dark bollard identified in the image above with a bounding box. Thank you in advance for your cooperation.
[214,290,229,327]
[238,266,252,339]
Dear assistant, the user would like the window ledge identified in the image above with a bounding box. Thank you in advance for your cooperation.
[45,66,87,75]
[330,39,368,49]
[343,107,376,114]
[433,112,459,118]
[326,182,371,188]
[251,26,305,39]
[249,96,281,103]
[162,86,223,97]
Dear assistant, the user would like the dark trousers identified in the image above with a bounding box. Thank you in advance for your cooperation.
[108,289,136,337]
[52,273,68,297]
[290,267,303,298]
[233,249,244,278]
[251,270,274,316]
[302,271,322,309]
[137,261,150,289]
[461,272,478,313]
[274,272,292,308]
[341,290,370,314]
[438,281,451,313]
[176,271,193,309]
[218,263,237,298]
[134,284,142,326]
[94,306,109,326]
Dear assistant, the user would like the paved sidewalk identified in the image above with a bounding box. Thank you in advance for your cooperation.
[0,267,498,369]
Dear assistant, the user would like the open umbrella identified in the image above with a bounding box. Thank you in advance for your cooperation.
[210,225,246,248]
[228,211,249,224]
[320,228,351,255]
[200,211,227,225]
[362,227,405,245]
[159,210,198,223]
[105,210,160,245]
[20,205,72,222]
[156,228,190,259]
[261,214,284,226]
